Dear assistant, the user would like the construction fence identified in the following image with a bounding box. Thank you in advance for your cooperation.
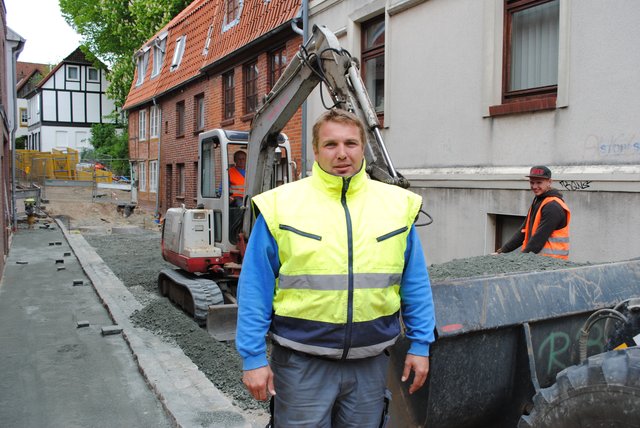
[15,149,132,205]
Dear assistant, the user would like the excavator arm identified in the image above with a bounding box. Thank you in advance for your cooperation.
[243,24,408,235]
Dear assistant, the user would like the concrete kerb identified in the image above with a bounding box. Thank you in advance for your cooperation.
[54,218,252,428]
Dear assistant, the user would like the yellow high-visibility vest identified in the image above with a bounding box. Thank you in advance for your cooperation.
[252,161,422,359]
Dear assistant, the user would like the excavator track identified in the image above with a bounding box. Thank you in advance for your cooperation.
[158,268,223,326]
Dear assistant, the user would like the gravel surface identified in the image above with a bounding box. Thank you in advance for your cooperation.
[83,231,268,414]
[82,227,586,417]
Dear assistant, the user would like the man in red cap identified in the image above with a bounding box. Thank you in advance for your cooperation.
[495,165,571,259]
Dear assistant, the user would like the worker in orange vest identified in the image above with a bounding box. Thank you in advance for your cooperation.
[495,165,570,259]
[229,150,246,207]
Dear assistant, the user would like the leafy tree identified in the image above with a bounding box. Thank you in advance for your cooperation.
[83,123,130,176]
[60,0,191,109]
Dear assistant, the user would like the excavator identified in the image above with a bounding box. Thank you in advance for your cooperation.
[158,24,640,427]
[159,24,406,341]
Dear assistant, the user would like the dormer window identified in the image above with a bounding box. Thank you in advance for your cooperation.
[203,24,213,56]
[136,49,150,85]
[222,0,243,32]
[171,36,187,71]
[67,65,80,81]
[152,34,167,78]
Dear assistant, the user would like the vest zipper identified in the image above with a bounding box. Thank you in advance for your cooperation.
[340,176,354,360]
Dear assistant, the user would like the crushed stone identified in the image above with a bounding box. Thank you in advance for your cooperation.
[84,232,268,413]
[84,231,588,415]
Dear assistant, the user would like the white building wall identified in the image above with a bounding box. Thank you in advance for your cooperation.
[308,0,640,264]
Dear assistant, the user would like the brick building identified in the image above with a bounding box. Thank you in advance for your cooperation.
[123,0,302,215]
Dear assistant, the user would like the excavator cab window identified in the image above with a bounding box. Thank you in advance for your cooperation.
[227,143,247,244]
[200,137,221,199]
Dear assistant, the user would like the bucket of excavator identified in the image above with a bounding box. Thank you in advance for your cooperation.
[207,303,238,342]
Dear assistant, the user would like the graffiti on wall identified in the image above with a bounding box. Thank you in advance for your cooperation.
[585,133,640,158]
[558,180,591,191]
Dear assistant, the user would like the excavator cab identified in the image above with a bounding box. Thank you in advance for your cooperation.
[159,128,292,340]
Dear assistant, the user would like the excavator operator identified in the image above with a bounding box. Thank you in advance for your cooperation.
[229,150,246,207]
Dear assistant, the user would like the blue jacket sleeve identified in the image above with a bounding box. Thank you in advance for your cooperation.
[235,215,279,370]
[401,225,436,357]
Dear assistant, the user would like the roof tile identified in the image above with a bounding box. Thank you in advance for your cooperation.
[124,0,301,110]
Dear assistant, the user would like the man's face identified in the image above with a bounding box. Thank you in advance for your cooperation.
[529,178,552,196]
[235,153,246,169]
[314,121,364,177]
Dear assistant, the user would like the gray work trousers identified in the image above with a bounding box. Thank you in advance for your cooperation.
[270,344,389,428]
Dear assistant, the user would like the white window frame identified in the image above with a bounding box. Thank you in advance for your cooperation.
[136,50,150,85]
[203,24,214,56]
[149,160,158,193]
[150,105,161,138]
[67,65,80,81]
[139,162,147,192]
[151,36,167,78]
[87,67,99,82]
[19,108,28,126]
[171,36,187,71]
[139,109,147,141]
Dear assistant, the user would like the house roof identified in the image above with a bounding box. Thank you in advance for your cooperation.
[16,62,49,92]
[123,0,302,110]
[35,47,105,90]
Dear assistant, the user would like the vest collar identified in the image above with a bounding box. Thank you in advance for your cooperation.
[311,160,367,197]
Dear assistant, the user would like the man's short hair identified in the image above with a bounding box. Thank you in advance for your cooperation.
[234,150,246,162]
[312,109,367,152]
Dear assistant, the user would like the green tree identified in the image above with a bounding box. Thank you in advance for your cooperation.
[60,0,191,108]
[83,123,130,176]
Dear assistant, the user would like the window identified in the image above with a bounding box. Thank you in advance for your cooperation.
[223,0,242,31]
[362,16,385,116]
[139,161,147,191]
[19,108,28,126]
[269,47,287,91]
[203,24,213,56]
[67,65,80,81]
[223,71,235,120]
[149,160,158,193]
[136,50,149,85]
[87,67,99,82]
[150,105,161,138]
[138,109,147,141]
[176,101,185,137]
[243,61,258,114]
[491,0,560,115]
[152,37,167,77]
[177,163,185,197]
[194,93,205,132]
[171,36,187,71]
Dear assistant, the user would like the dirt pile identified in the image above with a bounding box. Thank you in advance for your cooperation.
[40,185,158,231]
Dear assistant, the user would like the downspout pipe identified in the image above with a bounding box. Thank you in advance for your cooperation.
[9,29,25,231]
[152,97,161,218]
[292,0,309,177]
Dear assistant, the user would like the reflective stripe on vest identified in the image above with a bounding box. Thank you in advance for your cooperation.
[229,167,245,198]
[252,161,422,359]
[522,196,571,260]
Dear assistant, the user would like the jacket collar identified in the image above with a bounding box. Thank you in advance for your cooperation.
[311,160,367,197]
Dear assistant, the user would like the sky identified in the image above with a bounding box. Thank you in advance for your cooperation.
[5,0,82,65]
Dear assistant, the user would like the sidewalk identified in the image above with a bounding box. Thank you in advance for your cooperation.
[0,221,264,428]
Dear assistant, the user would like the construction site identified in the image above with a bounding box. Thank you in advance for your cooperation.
[4,175,638,427]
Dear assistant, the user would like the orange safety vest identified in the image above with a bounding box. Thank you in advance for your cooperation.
[229,166,245,198]
[522,196,571,259]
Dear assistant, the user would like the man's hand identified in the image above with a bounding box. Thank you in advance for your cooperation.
[242,365,275,401]
[401,354,429,394]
